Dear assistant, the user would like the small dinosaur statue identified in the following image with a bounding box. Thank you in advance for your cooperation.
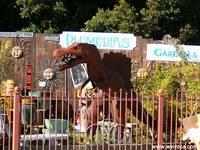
[53,42,155,135]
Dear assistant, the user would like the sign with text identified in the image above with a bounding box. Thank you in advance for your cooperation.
[147,44,200,62]
[59,31,136,50]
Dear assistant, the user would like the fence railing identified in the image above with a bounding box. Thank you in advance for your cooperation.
[0,88,199,150]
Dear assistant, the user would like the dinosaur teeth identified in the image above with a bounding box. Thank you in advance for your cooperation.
[71,55,77,59]
[66,54,77,59]
[60,54,78,64]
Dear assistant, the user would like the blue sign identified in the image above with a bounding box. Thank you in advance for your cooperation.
[59,31,136,50]
[147,44,200,62]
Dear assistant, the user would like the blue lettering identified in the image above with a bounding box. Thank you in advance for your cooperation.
[154,49,162,56]
[77,36,83,43]
[168,51,173,57]
[103,37,111,48]
[154,49,179,58]
[173,51,177,57]
[162,51,168,57]
[66,33,75,46]
[110,37,114,48]
[86,36,96,44]
[184,51,190,59]
[65,33,134,49]
[192,52,198,58]
[96,37,104,47]
[122,38,129,48]
[113,37,120,48]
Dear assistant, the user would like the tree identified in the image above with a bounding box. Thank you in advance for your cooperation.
[132,37,200,96]
[139,0,181,39]
[178,24,199,44]
[82,0,200,44]
[177,0,200,44]
[15,0,116,33]
[82,0,137,33]
[0,39,13,83]
[0,0,21,31]
[138,0,200,44]
[16,0,69,33]
[82,0,181,36]
[126,0,147,10]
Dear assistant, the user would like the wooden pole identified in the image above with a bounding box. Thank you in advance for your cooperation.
[12,87,21,150]
[157,90,164,149]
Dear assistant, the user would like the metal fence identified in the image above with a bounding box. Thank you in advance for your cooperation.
[0,88,199,150]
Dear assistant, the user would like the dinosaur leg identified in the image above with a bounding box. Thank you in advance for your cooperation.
[87,98,104,136]
[77,78,90,97]
[127,100,157,130]
[111,100,126,142]
[80,78,90,90]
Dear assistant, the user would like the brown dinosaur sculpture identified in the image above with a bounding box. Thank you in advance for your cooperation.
[53,42,155,136]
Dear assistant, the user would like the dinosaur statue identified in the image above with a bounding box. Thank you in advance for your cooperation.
[53,42,156,136]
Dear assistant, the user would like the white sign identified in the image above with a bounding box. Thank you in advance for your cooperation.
[59,31,136,50]
[147,44,200,62]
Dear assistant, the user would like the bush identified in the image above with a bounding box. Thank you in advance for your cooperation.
[0,38,13,84]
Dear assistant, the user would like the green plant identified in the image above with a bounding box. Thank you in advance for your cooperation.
[131,37,200,143]
[0,39,13,111]
[132,61,200,97]
[131,36,200,97]
[82,0,137,33]
[0,38,13,84]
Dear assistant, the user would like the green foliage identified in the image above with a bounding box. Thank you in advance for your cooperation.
[137,0,200,43]
[0,0,21,31]
[132,62,200,97]
[2,0,200,43]
[178,24,199,44]
[178,0,200,44]
[15,0,116,33]
[82,8,111,32]
[16,0,69,33]
[82,0,200,44]
[82,0,137,33]
[131,36,200,96]
[0,39,13,84]
[139,0,180,38]
[0,39,13,110]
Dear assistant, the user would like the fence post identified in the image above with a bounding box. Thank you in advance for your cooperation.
[12,87,21,150]
[157,90,164,149]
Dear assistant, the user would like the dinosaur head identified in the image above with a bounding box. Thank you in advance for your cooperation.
[53,42,99,71]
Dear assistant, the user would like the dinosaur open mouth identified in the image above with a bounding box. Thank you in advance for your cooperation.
[61,54,81,64]
[62,54,75,63]
[56,54,82,71]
